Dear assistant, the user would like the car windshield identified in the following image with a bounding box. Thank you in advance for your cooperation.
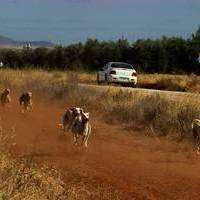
[111,63,133,69]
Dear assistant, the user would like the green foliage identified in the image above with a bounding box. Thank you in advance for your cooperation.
[0,27,200,73]
[0,192,6,200]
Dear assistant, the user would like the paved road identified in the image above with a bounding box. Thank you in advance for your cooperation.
[79,83,200,103]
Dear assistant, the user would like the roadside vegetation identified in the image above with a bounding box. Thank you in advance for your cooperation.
[0,69,199,140]
[0,69,200,199]
[0,152,124,200]
[0,27,200,74]
[1,69,200,93]
[138,73,200,93]
[0,26,199,200]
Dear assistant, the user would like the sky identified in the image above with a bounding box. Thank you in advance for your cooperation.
[0,0,199,45]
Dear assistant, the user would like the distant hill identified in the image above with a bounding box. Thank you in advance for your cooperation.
[0,35,16,45]
[0,35,54,48]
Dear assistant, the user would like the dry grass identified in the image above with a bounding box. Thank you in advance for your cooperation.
[138,73,200,92]
[0,69,200,199]
[100,90,200,140]
[0,125,67,199]
[0,69,131,200]
[1,69,200,92]
[0,154,67,200]
[0,127,125,200]
[0,124,68,200]
[0,153,125,200]
[0,69,199,139]
[0,69,96,88]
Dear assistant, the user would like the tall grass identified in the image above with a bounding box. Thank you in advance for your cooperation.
[0,125,67,200]
[0,69,199,139]
[0,154,68,200]
[106,92,199,139]
[1,69,200,92]
[0,69,199,199]
[0,126,124,200]
[138,73,200,92]
[0,153,124,199]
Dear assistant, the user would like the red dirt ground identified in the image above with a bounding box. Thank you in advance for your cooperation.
[1,94,200,200]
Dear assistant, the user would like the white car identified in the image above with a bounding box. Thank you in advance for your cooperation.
[97,62,137,87]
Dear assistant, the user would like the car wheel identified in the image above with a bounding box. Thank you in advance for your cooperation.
[131,83,136,88]
[97,74,102,85]
[105,74,110,85]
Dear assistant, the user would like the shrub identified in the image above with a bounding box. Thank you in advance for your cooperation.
[185,74,200,93]
[157,77,186,91]
[103,90,200,138]
[177,104,200,138]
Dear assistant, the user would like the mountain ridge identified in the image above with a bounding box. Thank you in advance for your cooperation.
[0,35,54,48]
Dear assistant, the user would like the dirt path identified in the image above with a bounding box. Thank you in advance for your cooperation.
[1,95,200,200]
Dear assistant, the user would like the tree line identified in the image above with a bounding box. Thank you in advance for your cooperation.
[0,27,200,74]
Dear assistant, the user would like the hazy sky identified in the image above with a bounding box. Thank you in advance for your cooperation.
[0,0,199,44]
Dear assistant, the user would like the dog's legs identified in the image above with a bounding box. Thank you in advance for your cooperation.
[197,136,200,155]
[83,135,90,148]
[81,136,85,147]
[74,134,78,146]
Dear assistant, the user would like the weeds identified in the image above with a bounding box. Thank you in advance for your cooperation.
[177,104,200,138]
[0,154,67,200]
[185,74,200,93]
[157,77,186,91]
[101,90,200,139]
[0,126,16,154]
[0,69,199,139]
[138,73,200,92]
[1,69,200,93]
[0,69,200,199]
